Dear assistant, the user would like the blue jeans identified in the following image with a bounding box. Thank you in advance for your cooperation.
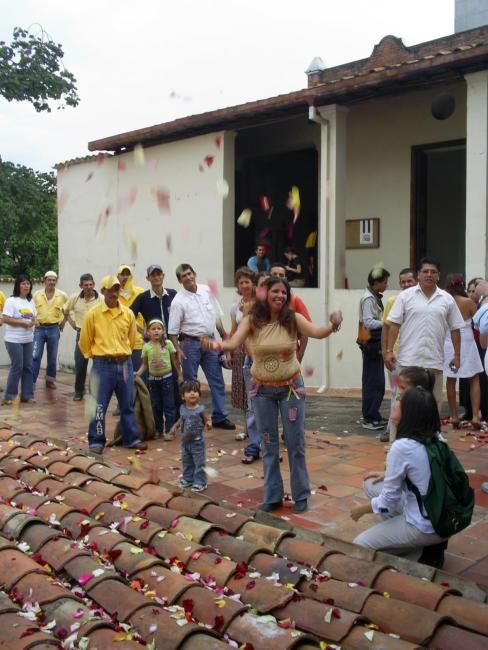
[5,341,34,401]
[74,331,88,396]
[242,359,260,458]
[180,337,228,424]
[252,375,310,505]
[148,375,177,433]
[32,325,60,384]
[88,357,141,449]
[181,437,206,487]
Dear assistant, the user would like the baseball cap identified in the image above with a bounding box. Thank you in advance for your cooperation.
[100,275,121,290]
[44,271,58,279]
[147,264,163,276]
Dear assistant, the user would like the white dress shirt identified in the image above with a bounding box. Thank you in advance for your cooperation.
[387,285,464,369]
[371,438,435,534]
[168,284,223,337]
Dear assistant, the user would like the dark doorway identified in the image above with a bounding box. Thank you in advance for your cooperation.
[235,148,319,286]
[411,140,466,283]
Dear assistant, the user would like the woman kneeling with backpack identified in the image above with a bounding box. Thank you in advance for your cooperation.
[351,384,474,567]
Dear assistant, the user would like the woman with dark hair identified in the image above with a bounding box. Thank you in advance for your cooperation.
[202,276,342,513]
[351,387,446,565]
[1,274,37,405]
[443,273,482,429]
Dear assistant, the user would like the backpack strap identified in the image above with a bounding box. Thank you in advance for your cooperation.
[405,476,430,520]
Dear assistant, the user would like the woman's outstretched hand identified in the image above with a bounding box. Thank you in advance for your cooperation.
[329,310,343,331]
[200,337,219,352]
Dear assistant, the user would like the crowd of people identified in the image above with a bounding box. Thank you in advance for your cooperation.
[0,254,485,566]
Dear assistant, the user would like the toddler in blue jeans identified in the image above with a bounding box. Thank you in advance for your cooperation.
[170,380,212,492]
[136,319,182,441]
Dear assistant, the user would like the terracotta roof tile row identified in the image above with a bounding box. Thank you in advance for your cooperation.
[0,424,487,649]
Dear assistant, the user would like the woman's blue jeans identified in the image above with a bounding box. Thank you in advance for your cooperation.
[252,375,310,505]
[5,341,34,401]
[242,360,260,458]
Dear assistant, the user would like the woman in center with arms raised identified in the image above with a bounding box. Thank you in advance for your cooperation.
[202,276,342,513]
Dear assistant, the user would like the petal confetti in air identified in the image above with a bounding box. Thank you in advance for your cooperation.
[123,226,138,260]
[303,366,314,377]
[215,136,222,149]
[317,384,326,394]
[152,186,171,213]
[166,234,172,253]
[117,160,126,172]
[216,179,229,198]
[204,155,214,167]
[336,350,343,360]
[133,143,145,166]
[305,231,317,248]
[207,278,219,297]
[237,208,252,228]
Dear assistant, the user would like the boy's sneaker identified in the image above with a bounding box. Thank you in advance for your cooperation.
[191,484,207,492]
[179,479,192,488]
[362,420,385,431]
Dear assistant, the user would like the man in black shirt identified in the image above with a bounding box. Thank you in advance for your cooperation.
[130,264,177,331]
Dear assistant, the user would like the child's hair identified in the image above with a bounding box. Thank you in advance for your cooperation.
[147,318,167,343]
[397,387,440,440]
[398,366,435,393]
[180,379,201,397]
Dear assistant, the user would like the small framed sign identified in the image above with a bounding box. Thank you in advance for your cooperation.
[346,218,380,249]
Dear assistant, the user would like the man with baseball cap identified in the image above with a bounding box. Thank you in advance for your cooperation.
[79,275,147,454]
[130,264,177,331]
[32,271,68,390]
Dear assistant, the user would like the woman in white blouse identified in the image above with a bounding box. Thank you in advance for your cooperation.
[2,275,37,404]
[351,387,446,565]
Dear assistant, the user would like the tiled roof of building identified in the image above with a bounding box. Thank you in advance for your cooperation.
[0,422,487,649]
[87,26,488,154]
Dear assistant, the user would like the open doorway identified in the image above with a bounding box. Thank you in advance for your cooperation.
[411,140,466,283]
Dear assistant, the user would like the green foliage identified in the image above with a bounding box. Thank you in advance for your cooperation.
[0,160,58,278]
[0,26,79,112]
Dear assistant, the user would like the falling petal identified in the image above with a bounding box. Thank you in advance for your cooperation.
[215,136,222,149]
[85,172,93,182]
[336,350,343,360]
[166,234,172,253]
[96,153,106,166]
[134,144,145,166]
[305,231,317,248]
[237,209,252,228]
[259,195,271,212]
[117,160,126,172]
[147,159,159,170]
[204,155,214,167]
[152,186,171,213]
[304,366,314,377]
[317,384,326,394]
[207,279,219,297]
[216,179,229,198]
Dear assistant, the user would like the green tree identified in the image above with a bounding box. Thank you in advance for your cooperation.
[0,161,58,278]
[0,26,79,112]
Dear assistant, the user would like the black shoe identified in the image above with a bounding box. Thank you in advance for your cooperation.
[293,499,308,513]
[213,418,236,430]
[259,501,282,512]
[418,541,447,568]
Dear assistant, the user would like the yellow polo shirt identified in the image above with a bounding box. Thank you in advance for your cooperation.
[34,288,68,325]
[118,285,144,350]
[64,291,101,329]
[0,291,5,324]
[79,301,137,359]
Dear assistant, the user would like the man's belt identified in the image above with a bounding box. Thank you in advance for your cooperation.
[38,323,60,327]
[93,355,130,363]
[179,333,212,341]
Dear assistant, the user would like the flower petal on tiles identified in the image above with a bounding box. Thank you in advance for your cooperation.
[245,580,256,590]
[215,599,226,608]
[73,608,85,619]
[213,615,225,631]
[149,624,158,633]
[17,541,30,553]
[130,546,143,555]
[364,630,375,641]
[324,608,333,623]
[140,520,150,530]
[78,573,93,586]
[170,518,179,529]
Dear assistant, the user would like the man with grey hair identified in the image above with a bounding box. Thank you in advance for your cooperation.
[168,263,235,430]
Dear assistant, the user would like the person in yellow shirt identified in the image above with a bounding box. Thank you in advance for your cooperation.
[63,273,100,401]
[79,275,147,454]
[32,271,68,389]
[116,264,145,370]
[380,267,417,441]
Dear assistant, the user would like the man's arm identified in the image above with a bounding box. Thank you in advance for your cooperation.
[362,297,383,330]
[384,323,400,371]
[78,314,93,359]
[449,329,461,371]
[247,257,258,273]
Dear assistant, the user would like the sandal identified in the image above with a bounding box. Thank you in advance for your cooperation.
[241,455,258,464]
[471,421,482,430]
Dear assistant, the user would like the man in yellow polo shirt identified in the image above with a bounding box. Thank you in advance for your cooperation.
[32,271,68,389]
[79,275,147,454]
[63,273,101,401]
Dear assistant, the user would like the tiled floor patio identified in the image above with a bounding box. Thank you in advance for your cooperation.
[1,367,487,587]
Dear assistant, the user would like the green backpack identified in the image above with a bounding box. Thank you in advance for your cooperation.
[405,436,474,538]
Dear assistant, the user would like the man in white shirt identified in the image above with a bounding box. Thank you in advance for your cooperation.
[385,257,464,406]
[168,263,235,430]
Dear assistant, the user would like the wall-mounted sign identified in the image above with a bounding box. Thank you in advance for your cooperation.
[346,218,380,249]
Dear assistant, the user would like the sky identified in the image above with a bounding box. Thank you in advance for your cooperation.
[0,0,454,173]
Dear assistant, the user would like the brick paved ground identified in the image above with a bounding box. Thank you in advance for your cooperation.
[1,366,487,586]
